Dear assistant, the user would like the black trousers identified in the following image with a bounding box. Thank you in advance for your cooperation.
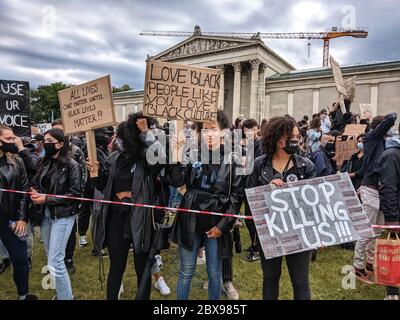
[65,220,76,261]
[222,256,232,283]
[245,219,258,251]
[77,188,94,236]
[106,208,152,300]
[259,247,312,300]
[0,216,29,296]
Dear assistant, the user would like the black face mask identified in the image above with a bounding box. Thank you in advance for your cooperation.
[0,141,19,154]
[325,142,336,158]
[283,139,300,155]
[43,143,60,157]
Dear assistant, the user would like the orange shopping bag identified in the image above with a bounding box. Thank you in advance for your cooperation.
[374,231,400,287]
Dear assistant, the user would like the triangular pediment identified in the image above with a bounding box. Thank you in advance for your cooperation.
[151,35,262,61]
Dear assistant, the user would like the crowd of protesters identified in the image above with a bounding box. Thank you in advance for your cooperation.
[0,96,399,301]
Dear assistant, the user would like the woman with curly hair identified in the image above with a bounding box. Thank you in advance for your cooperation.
[89,112,165,300]
[246,116,316,300]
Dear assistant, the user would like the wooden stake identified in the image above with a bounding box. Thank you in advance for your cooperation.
[85,130,99,178]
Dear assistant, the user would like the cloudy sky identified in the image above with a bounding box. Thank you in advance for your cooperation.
[1,0,399,89]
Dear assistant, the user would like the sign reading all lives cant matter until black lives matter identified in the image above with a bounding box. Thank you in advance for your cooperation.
[58,75,116,135]
[0,80,31,137]
[245,174,375,259]
[143,60,220,122]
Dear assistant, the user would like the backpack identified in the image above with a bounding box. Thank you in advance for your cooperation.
[70,144,88,191]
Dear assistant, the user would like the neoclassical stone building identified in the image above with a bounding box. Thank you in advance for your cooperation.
[113,33,400,125]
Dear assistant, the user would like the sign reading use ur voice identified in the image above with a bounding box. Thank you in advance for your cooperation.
[143,60,220,123]
[245,174,374,259]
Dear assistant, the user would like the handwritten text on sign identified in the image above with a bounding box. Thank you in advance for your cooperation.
[245,174,374,259]
[0,80,31,137]
[143,61,220,122]
[58,75,116,134]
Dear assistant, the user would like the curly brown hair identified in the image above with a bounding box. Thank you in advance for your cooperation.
[261,116,297,156]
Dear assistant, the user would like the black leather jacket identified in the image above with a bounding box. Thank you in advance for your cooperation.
[34,158,81,220]
[94,131,165,255]
[0,155,29,221]
[246,153,317,189]
[169,148,245,259]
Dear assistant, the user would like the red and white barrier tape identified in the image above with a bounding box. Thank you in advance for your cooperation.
[0,188,252,220]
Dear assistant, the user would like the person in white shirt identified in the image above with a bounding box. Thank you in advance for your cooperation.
[320,109,331,134]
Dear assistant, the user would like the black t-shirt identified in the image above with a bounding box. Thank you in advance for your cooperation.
[42,159,57,193]
[113,154,135,194]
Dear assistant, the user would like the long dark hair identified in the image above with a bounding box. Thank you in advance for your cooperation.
[261,116,297,156]
[40,128,70,168]
[123,112,155,162]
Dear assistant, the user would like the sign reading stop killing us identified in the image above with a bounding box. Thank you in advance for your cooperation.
[245,174,375,259]
[0,80,31,137]
[143,61,220,123]
[58,75,116,135]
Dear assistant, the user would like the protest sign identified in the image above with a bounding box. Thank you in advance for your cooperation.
[143,60,220,123]
[335,137,358,167]
[58,75,116,177]
[343,124,367,137]
[245,173,374,259]
[359,103,373,120]
[330,56,347,96]
[58,75,116,135]
[0,80,31,136]
[37,123,52,134]
[344,76,357,102]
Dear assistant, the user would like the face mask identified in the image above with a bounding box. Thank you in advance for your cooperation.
[357,142,363,150]
[43,143,60,157]
[308,131,321,142]
[283,139,300,155]
[0,141,19,154]
[325,142,336,158]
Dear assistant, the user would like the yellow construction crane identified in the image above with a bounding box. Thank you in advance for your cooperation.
[140,25,368,67]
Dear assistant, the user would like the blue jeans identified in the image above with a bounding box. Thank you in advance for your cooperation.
[177,234,222,300]
[41,208,75,300]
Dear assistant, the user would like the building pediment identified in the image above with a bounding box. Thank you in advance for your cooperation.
[151,35,262,61]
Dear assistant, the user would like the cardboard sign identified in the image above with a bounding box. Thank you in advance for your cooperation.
[343,124,367,137]
[344,76,357,102]
[245,174,374,259]
[143,61,220,122]
[58,75,116,135]
[334,138,358,167]
[359,103,373,120]
[0,80,31,136]
[330,56,347,96]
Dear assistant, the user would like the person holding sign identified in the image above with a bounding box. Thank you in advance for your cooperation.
[246,116,316,300]
[90,112,167,300]
[30,128,82,300]
[170,111,244,300]
[0,125,37,300]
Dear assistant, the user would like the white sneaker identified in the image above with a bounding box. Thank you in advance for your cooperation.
[203,281,208,290]
[155,255,163,268]
[118,283,124,300]
[154,277,171,296]
[384,294,399,300]
[79,236,88,247]
[222,281,239,300]
[197,250,206,265]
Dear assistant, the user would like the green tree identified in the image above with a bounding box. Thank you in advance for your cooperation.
[112,84,133,93]
[30,82,71,123]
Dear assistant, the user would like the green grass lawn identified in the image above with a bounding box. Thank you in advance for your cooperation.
[0,225,386,300]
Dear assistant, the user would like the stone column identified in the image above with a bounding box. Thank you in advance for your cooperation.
[215,65,225,110]
[232,62,242,120]
[249,59,261,119]
[370,83,379,117]
[312,89,320,114]
[288,91,294,116]
[257,63,266,122]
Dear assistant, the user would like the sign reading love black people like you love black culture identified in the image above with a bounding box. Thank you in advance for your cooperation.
[0,80,31,137]
[245,174,375,259]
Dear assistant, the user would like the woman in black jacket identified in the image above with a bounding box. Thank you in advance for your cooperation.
[170,111,244,300]
[246,116,316,300]
[90,112,165,300]
[30,128,81,300]
[0,125,36,300]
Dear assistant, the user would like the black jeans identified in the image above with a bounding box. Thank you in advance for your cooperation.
[0,216,29,296]
[222,256,232,283]
[65,219,77,261]
[245,219,258,251]
[106,208,152,300]
[259,247,312,300]
[78,188,94,236]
